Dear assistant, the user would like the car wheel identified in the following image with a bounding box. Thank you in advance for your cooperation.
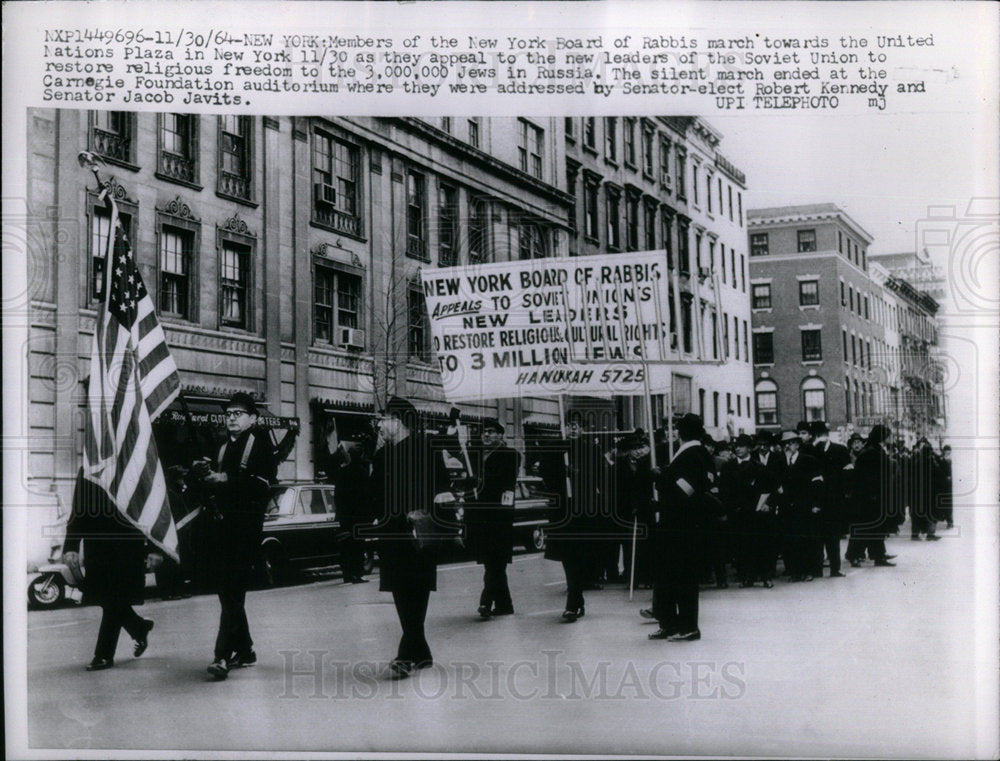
[28,574,65,609]
[531,526,547,552]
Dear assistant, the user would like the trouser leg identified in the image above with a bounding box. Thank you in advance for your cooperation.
[95,603,124,660]
[562,558,586,611]
[392,588,432,664]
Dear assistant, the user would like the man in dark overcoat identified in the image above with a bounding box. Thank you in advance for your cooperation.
[367,397,443,679]
[845,424,900,566]
[201,392,275,680]
[62,470,154,671]
[648,413,714,641]
[542,410,608,622]
[323,424,373,583]
[809,421,851,577]
[778,430,824,581]
[754,430,784,580]
[721,434,773,588]
[466,418,521,618]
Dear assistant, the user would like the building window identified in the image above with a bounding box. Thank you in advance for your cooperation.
[801,329,822,361]
[799,280,819,306]
[718,177,723,216]
[467,118,481,148]
[604,117,618,162]
[564,117,575,142]
[219,241,250,329]
[750,232,769,257]
[681,294,693,354]
[713,391,720,426]
[583,175,600,241]
[312,129,362,237]
[661,208,674,269]
[408,286,431,362]
[755,379,779,426]
[625,191,640,251]
[802,377,827,422]
[731,249,737,288]
[838,230,844,254]
[692,164,699,205]
[606,187,621,250]
[727,184,733,221]
[518,119,543,179]
[218,115,253,202]
[738,192,743,225]
[438,183,458,266]
[440,117,452,134]
[583,117,597,151]
[741,256,746,292]
[843,329,849,362]
[518,221,547,260]
[852,335,858,366]
[157,114,199,186]
[797,229,817,252]
[89,201,135,302]
[314,265,361,344]
[706,173,713,213]
[864,295,870,320]
[737,395,742,416]
[753,332,774,364]
[158,226,194,319]
[849,285,855,313]
[678,219,690,273]
[89,111,136,166]
[675,148,687,199]
[752,283,772,309]
[623,118,637,167]
[733,315,740,360]
[711,312,719,360]
[642,125,655,177]
[405,169,427,260]
[841,280,847,306]
[723,312,730,358]
[659,135,672,186]
[743,320,749,362]
[644,200,657,250]
[469,197,490,263]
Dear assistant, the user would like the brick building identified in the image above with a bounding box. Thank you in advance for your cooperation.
[747,203,889,439]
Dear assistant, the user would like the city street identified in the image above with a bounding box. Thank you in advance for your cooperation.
[25,520,983,757]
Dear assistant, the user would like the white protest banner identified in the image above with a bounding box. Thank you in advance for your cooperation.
[420,250,678,401]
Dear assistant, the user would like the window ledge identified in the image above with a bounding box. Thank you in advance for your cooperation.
[309,219,367,243]
[752,307,773,314]
[799,304,821,311]
[98,156,140,173]
[801,360,824,366]
[216,190,259,209]
[154,172,203,192]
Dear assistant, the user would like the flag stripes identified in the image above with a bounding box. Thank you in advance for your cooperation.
[82,190,181,559]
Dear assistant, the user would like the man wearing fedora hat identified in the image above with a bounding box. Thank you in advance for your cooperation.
[722,433,773,588]
[809,421,850,577]
[845,424,900,567]
[201,392,275,680]
[465,418,521,618]
[779,429,824,582]
[648,413,714,641]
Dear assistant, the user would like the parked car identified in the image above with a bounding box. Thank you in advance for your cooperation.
[258,482,376,586]
[453,476,556,553]
[511,476,557,551]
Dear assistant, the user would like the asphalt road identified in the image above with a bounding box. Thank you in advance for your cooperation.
[20,522,990,757]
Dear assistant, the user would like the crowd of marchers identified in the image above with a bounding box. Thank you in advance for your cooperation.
[60,393,953,682]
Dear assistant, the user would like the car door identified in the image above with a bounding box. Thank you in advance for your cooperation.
[286,487,334,564]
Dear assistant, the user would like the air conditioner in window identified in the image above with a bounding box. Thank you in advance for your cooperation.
[314,183,336,206]
[339,327,365,349]
[697,266,713,282]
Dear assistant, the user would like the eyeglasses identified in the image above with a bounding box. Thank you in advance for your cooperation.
[224,410,250,419]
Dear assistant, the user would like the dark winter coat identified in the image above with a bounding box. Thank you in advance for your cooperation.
[849,444,903,537]
[464,443,521,565]
[543,436,610,563]
[811,440,851,533]
[368,434,441,593]
[62,472,147,607]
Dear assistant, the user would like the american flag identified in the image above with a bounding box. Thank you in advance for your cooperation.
[82,190,181,559]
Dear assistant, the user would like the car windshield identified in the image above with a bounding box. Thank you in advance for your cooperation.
[267,486,297,516]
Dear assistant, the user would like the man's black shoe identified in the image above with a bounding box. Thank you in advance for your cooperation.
[849,559,862,568]
[414,659,434,670]
[561,608,584,622]
[639,607,655,619]
[207,659,229,680]
[873,559,896,567]
[829,571,846,577]
[491,606,514,616]
[388,660,412,680]
[231,650,257,668]
[87,657,114,671]
[133,619,154,657]
[926,535,941,541]
[648,628,674,640]
[350,577,370,583]
[668,630,702,642]
[477,605,492,619]
[884,554,897,560]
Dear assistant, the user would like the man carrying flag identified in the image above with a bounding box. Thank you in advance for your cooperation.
[63,175,181,669]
